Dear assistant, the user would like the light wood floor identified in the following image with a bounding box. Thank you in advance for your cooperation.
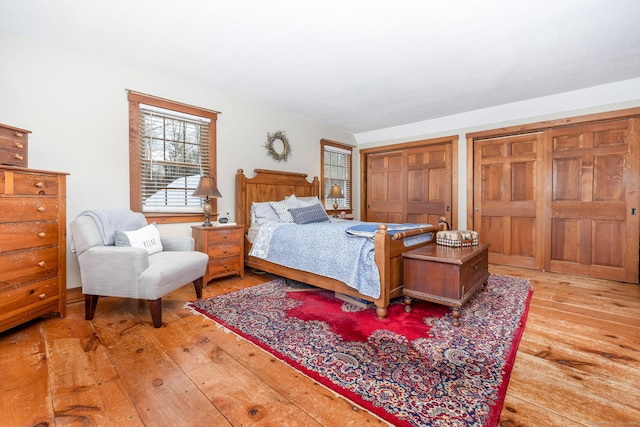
[1,265,639,426]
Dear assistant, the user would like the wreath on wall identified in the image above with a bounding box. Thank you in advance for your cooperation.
[264,130,291,162]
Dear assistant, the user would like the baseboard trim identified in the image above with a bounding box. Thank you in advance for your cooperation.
[66,287,84,305]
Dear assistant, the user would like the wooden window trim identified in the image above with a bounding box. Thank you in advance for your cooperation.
[128,91,218,224]
[320,139,353,215]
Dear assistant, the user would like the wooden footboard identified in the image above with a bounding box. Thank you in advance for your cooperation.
[236,168,437,318]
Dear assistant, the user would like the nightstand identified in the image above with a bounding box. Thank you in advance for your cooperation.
[192,224,244,284]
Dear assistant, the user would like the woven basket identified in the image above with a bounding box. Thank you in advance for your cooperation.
[436,230,479,247]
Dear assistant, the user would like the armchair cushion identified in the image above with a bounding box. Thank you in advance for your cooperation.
[115,223,164,255]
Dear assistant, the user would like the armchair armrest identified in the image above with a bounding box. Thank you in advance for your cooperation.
[161,236,195,251]
[78,246,149,297]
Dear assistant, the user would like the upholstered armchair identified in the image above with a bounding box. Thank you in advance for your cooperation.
[70,209,209,328]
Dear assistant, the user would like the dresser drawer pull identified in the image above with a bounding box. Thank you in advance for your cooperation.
[35,182,44,188]
[37,206,45,212]
[15,154,24,161]
[39,294,46,299]
[15,142,24,149]
[15,132,24,137]
[38,261,46,267]
[472,262,480,270]
[38,232,46,238]
[223,234,228,239]
[223,249,228,254]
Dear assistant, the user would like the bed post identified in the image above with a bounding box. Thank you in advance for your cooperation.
[374,224,391,319]
[236,169,248,233]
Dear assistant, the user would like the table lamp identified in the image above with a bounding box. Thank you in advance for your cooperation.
[192,176,222,226]
[328,184,344,218]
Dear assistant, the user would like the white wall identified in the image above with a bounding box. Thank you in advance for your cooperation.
[0,30,355,288]
[354,78,640,229]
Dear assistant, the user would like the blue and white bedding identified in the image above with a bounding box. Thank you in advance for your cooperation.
[249,220,433,298]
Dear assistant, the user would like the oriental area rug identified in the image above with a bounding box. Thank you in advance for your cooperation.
[187,275,532,427]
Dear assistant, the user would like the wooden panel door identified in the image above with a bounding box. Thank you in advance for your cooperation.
[548,119,639,282]
[366,151,404,223]
[365,143,452,225]
[405,144,452,225]
[473,133,542,269]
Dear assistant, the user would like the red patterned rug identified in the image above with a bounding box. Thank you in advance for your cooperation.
[188,274,532,427]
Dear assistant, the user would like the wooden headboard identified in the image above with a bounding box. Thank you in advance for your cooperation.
[235,169,320,234]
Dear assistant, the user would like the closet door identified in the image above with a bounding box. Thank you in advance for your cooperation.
[365,143,452,225]
[473,133,543,269]
[548,119,639,282]
[366,151,404,223]
[405,143,452,225]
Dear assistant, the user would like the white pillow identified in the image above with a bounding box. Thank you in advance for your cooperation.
[114,223,164,255]
[251,202,280,225]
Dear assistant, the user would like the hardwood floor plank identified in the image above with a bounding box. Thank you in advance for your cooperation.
[0,321,53,427]
[506,351,640,425]
[181,309,388,426]
[89,303,231,427]
[148,308,326,427]
[499,394,584,427]
[41,302,143,426]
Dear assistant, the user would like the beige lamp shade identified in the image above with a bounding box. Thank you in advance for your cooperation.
[192,176,222,199]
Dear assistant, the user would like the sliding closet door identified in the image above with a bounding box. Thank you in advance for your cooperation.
[473,133,543,269]
[548,119,639,282]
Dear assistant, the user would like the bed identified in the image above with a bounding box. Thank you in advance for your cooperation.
[235,168,437,318]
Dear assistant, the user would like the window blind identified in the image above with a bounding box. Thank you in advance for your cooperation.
[323,144,351,210]
[138,104,211,213]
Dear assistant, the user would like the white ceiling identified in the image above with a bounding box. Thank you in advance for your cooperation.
[2,0,640,134]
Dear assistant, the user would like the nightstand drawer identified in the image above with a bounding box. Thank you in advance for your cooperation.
[206,228,242,244]
[207,257,241,277]
[207,243,242,259]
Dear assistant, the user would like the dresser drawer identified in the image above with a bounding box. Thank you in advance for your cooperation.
[0,149,27,167]
[0,277,60,316]
[0,198,59,222]
[0,221,59,252]
[13,172,59,195]
[0,247,59,287]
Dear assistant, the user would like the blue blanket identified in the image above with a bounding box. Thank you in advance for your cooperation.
[249,221,433,298]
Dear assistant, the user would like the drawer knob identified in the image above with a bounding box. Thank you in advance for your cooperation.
[223,235,228,239]
[15,132,23,137]
[35,182,44,188]
[37,206,45,212]
[15,142,24,149]
[39,294,46,299]
[15,154,24,161]
[38,261,46,267]
[38,232,46,238]
[223,249,228,254]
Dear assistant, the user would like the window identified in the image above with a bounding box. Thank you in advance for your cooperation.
[128,91,218,223]
[321,139,352,212]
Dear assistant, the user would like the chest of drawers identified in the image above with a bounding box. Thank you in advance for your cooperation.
[0,166,68,332]
[192,224,244,284]
[0,123,29,168]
